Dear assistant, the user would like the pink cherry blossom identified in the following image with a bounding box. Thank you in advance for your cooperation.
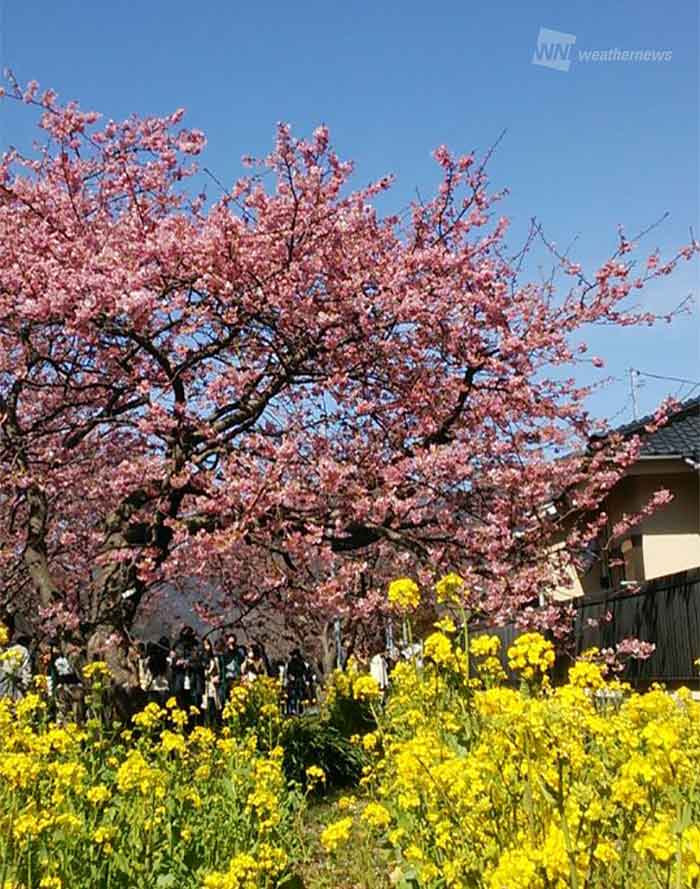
[0,78,697,645]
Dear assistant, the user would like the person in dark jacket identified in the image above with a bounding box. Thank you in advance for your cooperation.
[201,638,221,727]
[144,637,171,705]
[171,626,203,713]
[285,648,307,716]
[219,633,244,706]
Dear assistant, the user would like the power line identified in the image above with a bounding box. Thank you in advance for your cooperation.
[631,369,700,386]
[680,382,700,399]
[607,393,635,425]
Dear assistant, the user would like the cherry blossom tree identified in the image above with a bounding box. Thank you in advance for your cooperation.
[0,78,697,643]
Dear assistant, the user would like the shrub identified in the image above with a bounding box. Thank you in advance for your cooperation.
[322,660,377,738]
[280,714,365,791]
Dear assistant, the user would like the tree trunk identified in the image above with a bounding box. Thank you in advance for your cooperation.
[319,621,338,677]
[24,485,60,609]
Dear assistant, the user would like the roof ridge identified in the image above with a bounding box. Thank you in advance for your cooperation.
[611,394,700,439]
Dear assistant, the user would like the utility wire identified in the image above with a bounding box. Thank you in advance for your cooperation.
[678,382,700,400]
[631,369,700,386]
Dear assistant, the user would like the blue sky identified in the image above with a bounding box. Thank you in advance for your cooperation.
[1,0,697,424]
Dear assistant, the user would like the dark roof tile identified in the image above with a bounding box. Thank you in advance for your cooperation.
[613,396,700,462]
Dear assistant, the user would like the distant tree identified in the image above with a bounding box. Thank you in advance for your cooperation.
[0,78,696,642]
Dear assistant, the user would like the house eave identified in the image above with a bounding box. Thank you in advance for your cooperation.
[625,456,695,477]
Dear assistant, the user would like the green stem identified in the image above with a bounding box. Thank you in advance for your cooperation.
[460,607,471,678]
[557,755,580,889]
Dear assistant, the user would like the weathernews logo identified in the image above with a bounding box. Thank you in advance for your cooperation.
[532,27,672,73]
[532,28,576,72]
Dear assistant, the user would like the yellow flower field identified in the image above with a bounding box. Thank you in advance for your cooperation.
[321,628,700,888]
[1,619,699,887]
[0,682,301,889]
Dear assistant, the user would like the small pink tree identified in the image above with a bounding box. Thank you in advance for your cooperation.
[0,78,696,641]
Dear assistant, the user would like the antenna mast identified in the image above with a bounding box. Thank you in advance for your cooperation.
[629,368,640,421]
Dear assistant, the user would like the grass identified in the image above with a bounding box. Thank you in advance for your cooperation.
[296,792,391,889]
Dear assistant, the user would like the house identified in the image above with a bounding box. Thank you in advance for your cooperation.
[563,395,700,598]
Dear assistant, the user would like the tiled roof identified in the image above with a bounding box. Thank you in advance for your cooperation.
[613,396,700,462]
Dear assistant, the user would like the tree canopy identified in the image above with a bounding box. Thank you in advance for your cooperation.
[1,80,696,638]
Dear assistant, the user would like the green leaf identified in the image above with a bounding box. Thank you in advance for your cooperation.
[277,874,305,889]
[390,865,419,888]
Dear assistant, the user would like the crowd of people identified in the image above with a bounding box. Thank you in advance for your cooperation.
[0,615,320,726]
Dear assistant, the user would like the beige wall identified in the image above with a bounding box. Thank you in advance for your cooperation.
[558,460,700,599]
[637,471,700,579]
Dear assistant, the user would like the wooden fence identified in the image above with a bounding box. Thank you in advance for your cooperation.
[470,567,700,688]
[573,566,700,687]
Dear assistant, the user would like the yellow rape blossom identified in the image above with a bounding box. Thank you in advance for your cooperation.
[352,674,381,701]
[507,632,555,681]
[387,577,421,611]
[435,572,466,604]
[360,801,392,829]
[434,615,457,633]
[423,631,454,666]
[320,817,354,852]
[470,634,501,658]
[568,659,606,690]
[81,661,110,682]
